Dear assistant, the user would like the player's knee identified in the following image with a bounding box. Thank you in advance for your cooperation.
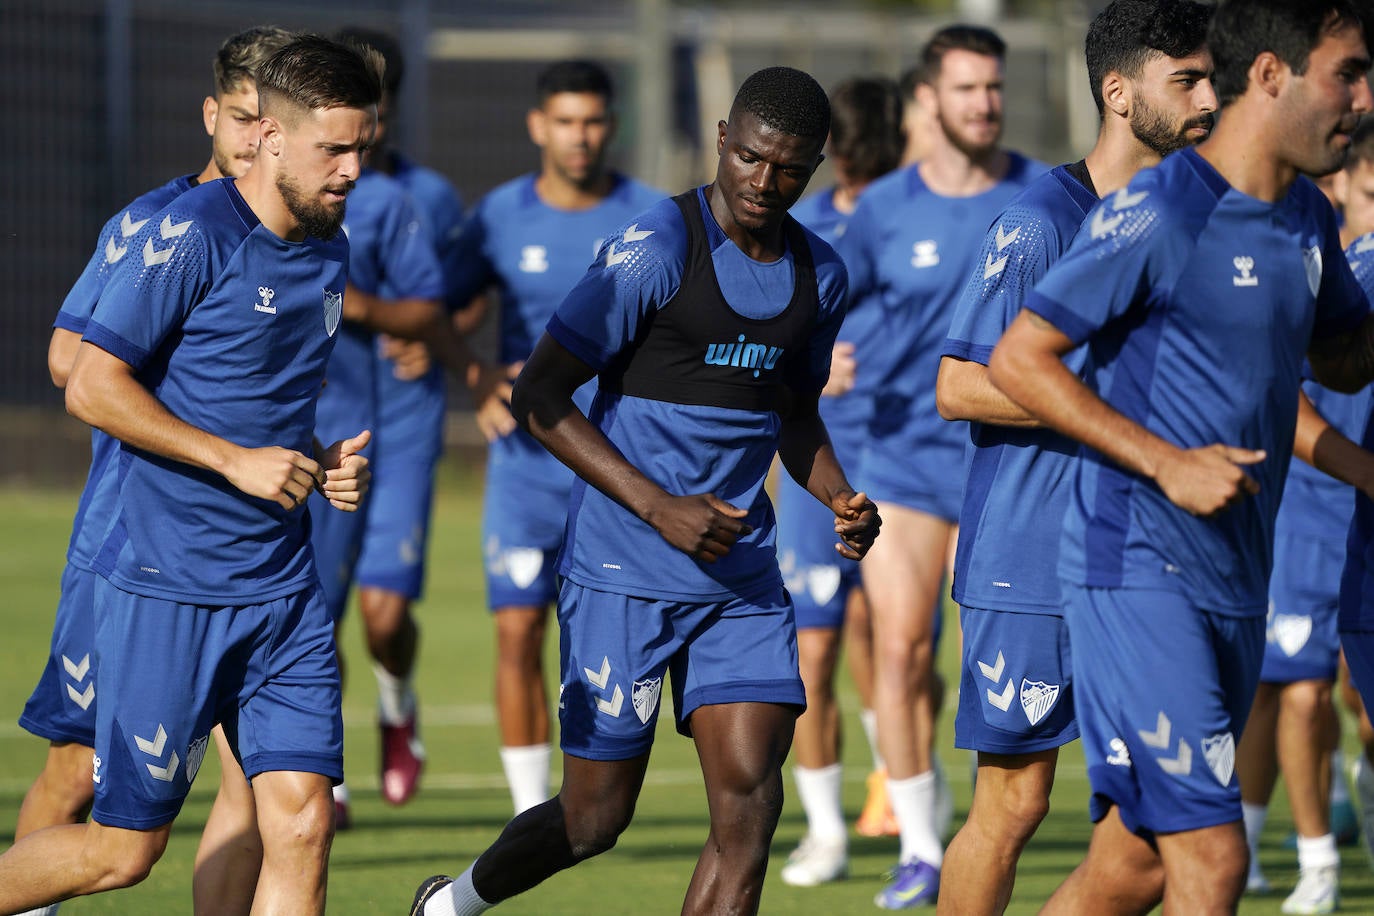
[82,827,169,890]
[1281,679,1333,722]
[563,800,634,860]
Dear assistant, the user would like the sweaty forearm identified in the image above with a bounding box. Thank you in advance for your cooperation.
[778,411,854,507]
[936,356,1040,427]
[1296,390,1374,495]
[356,294,443,339]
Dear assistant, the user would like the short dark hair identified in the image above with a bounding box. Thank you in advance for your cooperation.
[1085,0,1214,117]
[1209,0,1367,107]
[336,27,405,96]
[732,66,831,142]
[536,60,614,106]
[920,25,1006,84]
[257,35,384,120]
[213,25,294,96]
[1347,118,1374,169]
[829,77,904,183]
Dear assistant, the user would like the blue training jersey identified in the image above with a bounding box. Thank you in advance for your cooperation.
[316,169,443,446]
[943,164,1100,615]
[1026,147,1368,616]
[54,173,198,571]
[371,152,467,455]
[547,189,848,602]
[84,177,350,604]
[837,154,1046,456]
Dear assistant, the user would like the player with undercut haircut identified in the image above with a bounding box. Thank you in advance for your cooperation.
[0,35,381,915]
[410,65,879,916]
[934,2,1215,913]
[14,25,294,916]
[990,0,1374,909]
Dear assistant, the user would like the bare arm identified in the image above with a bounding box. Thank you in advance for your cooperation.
[777,394,880,559]
[511,333,752,561]
[1308,312,1374,394]
[48,328,82,389]
[988,309,1265,517]
[935,355,1040,426]
[341,284,444,340]
[66,342,324,511]
[1294,389,1374,497]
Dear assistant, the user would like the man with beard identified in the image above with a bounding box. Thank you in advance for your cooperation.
[989,1,1374,909]
[447,60,663,816]
[17,26,295,916]
[410,65,879,916]
[933,3,1215,913]
[0,36,381,915]
[835,25,1046,908]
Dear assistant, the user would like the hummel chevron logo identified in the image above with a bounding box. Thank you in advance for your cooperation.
[983,224,1021,280]
[597,685,625,717]
[104,213,149,264]
[1158,740,1192,776]
[121,212,149,238]
[135,724,168,757]
[995,224,1021,250]
[605,224,654,267]
[66,683,95,710]
[1137,711,1171,749]
[987,679,1014,711]
[977,651,1005,682]
[160,215,193,238]
[1114,189,1149,209]
[1089,188,1148,241]
[143,238,174,266]
[584,657,611,690]
[62,654,91,681]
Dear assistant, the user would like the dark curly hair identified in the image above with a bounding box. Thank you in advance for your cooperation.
[1209,0,1367,107]
[732,67,831,142]
[1085,0,1214,117]
[829,77,903,183]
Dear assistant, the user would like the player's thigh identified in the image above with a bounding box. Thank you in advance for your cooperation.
[862,502,951,636]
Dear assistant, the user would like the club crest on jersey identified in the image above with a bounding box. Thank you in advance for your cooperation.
[1303,245,1322,298]
[323,288,343,336]
[255,286,276,315]
[1202,732,1235,786]
[632,676,663,725]
[186,733,210,783]
[1271,613,1313,658]
[911,239,940,269]
[704,335,784,378]
[1019,678,1060,726]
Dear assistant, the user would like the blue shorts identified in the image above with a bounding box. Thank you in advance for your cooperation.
[776,473,861,630]
[1261,533,1342,683]
[308,492,368,623]
[91,579,343,830]
[483,432,573,610]
[557,580,806,761]
[1065,585,1264,836]
[854,415,966,522]
[955,606,1077,755]
[20,563,99,745]
[355,451,440,600]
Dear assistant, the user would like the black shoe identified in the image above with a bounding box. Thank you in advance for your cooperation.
[410,875,454,916]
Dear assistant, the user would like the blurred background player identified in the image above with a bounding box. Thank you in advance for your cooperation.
[898,63,937,168]
[774,74,904,888]
[989,1,1373,908]
[411,64,877,916]
[935,2,1215,912]
[17,26,293,916]
[445,59,663,815]
[1237,120,1374,913]
[836,24,1046,908]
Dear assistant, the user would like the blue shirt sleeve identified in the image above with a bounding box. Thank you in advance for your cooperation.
[833,193,879,308]
[56,211,131,334]
[446,200,498,313]
[84,217,211,371]
[547,199,688,371]
[1313,195,1371,340]
[799,236,848,392]
[380,191,444,301]
[1025,187,1180,346]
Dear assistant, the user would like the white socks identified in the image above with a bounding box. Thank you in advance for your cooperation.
[794,764,846,844]
[860,709,885,772]
[499,744,551,814]
[1332,749,1351,805]
[375,663,416,726]
[888,771,943,867]
[14,906,58,916]
[333,781,351,806]
[423,866,492,916]
[1296,833,1340,872]
[1242,801,1267,864]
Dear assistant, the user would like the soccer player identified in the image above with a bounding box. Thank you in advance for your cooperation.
[409,65,879,916]
[0,36,382,914]
[988,2,1374,910]
[774,74,904,887]
[17,25,294,916]
[446,60,662,815]
[1237,123,1374,913]
[835,25,1046,907]
[934,2,1215,913]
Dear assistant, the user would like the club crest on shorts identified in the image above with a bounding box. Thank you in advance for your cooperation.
[323,288,343,337]
[186,733,210,783]
[632,676,663,725]
[807,565,841,606]
[504,548,544,590]
[1202,732,1235,786]
[1019,678,1060,726]
[1272,613,1313,658]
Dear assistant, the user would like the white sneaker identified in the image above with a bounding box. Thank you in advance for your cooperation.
[1281,865,1338,915]
[779,835,847,887]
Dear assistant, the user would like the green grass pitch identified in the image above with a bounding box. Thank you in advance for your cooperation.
[1,467,1371,913]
